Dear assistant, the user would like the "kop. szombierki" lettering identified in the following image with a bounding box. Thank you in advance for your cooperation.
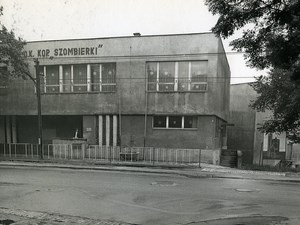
[23,45,103,58]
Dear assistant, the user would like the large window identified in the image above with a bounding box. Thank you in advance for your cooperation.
[45,66,59,93]
[40,63,116,93]
[153,116,197,129]
[102,63,116,92]
[190,61,208,91]
[62,65,72,92]
[178,61,189,91]
[73,64,87,92]
[147,61,208,92]
[158,62,175,91]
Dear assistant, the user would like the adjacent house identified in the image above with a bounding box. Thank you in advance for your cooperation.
[228,83,300,167]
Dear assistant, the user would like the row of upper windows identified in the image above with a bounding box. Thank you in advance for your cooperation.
[38,63,116,93]
[37,61,208,94]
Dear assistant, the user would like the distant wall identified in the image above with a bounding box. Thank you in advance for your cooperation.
[227,83,257,164]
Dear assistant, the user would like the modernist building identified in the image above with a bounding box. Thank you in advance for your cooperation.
[0,33,230,151]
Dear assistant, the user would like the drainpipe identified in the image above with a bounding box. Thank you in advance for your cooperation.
[118,77,122,149]
[143,62,148,161]
[143,64,148,147]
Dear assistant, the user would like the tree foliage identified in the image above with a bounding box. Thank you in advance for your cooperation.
[250,69,300,142]
[0,6,30,85]
[206,0,300,142]
[205,0,300,81]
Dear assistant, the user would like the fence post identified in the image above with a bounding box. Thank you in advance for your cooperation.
[9,144,11,158]
[42,144,44,158]
[152,148,155,165]
[82,144,85,160]
[198,149,201,168]
[110,147,112,164]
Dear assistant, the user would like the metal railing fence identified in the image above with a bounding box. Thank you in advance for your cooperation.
[0,143,205,166]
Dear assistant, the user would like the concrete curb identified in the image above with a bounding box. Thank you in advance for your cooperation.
[1,160,300,182]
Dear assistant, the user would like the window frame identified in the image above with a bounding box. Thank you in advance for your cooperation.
[40,63,117,94]
[152,115,198,130]
[146,61,208,93]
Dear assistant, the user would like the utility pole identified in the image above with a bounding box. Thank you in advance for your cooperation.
[34,58,43,159]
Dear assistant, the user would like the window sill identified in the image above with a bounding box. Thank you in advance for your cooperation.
[147,90,207,93]
[41,91,116,95]
[152,127,198,130]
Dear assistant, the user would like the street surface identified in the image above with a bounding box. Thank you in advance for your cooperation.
[0,166,299,224]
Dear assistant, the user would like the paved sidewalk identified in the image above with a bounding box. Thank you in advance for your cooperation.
[0,207,133,225]
[1,159,300,182]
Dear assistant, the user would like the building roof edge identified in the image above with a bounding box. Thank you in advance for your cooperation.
[25,32,215,43]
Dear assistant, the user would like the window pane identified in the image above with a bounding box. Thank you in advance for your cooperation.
[191,83,207,91]
[169,116,182,128]
[102,63,116,84]
[62,65,71,92]
[73,64,87,84]
[178,81,189,91]
[178,62,189,79]
[46,66,59,85]
[178,62,189,91]
[91,64,100,92]
[147,62,157,83]
[73,64,87,92]
[158,83,174,91]
[184,116,197,128]
[153,116,167,128]
[159,62,175,83]
[191,61,208,82]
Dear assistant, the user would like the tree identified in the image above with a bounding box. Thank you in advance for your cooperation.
[0,6,31,86]
[250,69,300,142]
[205,0,300,81]
[205,0,300,142]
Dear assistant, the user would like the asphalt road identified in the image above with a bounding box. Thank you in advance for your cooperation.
[0,167,299,225]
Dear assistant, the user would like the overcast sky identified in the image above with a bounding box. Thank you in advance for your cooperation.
[0,0,266,83]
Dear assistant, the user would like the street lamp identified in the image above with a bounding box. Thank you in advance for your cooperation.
[34,58,43,159]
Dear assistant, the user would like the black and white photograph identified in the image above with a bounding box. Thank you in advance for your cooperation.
[0,0,300,224]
